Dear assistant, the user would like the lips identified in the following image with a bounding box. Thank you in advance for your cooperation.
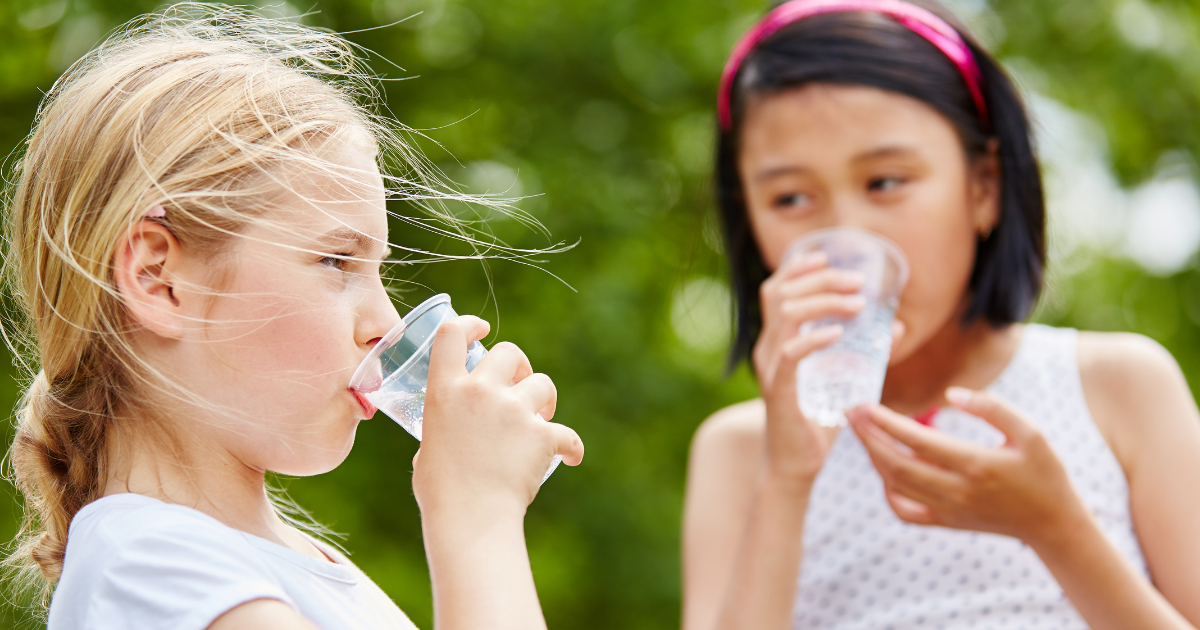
[351,389,377,417]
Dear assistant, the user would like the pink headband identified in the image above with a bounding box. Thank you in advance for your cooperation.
[717,0,989,131]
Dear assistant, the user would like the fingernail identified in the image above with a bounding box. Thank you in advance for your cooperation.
[844,295,866,309]
[946,387,973,407]
[805,252,828,267]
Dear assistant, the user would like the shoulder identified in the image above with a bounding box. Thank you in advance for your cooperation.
[1075,331,1195,470]
[1076,330,1183,390]
[687,398,766,489]
[51,495,289,630]
[1076,331,1188,418]
[65,494,261,567]
[690,398,766,463]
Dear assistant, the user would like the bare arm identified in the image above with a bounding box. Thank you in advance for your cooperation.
[683,252,871,630]
[207,600,322,630]
[420,496,545,629]
[683,402,813,630]
[1073,332,1200,627]
[416,317,584,630]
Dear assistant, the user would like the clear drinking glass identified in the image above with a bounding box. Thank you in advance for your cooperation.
[349,294,561,483]
[785,228,909,427]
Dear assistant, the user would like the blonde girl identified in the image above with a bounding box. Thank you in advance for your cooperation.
[3,4,582,629]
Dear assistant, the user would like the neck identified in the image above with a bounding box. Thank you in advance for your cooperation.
[881,313,1021,416]
[103,419,287,545]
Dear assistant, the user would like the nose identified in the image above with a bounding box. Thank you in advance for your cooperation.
[825,199,875,232]
[357,276,402,350]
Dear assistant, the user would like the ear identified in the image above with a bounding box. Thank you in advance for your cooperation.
[113,220,185,338]
[968,138,1002,237]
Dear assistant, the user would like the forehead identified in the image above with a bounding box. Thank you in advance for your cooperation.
[258,138,389,245]
[738,84,962,168]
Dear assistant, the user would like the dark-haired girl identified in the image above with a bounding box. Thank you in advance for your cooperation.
[682,1,1200,629]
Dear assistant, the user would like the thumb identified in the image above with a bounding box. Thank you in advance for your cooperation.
[889,319,907,357]
[945,387,1035,445]
[775,324,843,401]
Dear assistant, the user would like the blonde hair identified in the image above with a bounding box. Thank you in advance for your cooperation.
[1,2,545,606]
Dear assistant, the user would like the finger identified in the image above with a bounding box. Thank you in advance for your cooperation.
[850,408,966,505]
[770,325,843,399]
[776,268,865,299]
[889,319,907,357]
[428,316,490,382]
[884,488,939,526]
[473,341,533,384]
[511,372,557,419]
[547,422,584,466]
[779,293,866,322]
[759,254,829,323]
[776,250,829,278]
[759,295,859,372]
[852,404,985,471]
[945,388,1035,446]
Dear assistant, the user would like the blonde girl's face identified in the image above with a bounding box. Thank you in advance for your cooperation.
[174,140,400,476]
[737,84,1000,362]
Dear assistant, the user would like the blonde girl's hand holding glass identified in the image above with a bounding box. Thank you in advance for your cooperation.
[414,316,583,630]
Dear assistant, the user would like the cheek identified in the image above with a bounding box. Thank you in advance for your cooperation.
[890,197,979,352]
[744,202,812,271]
[202,272,359,417]
[212,299,360,475]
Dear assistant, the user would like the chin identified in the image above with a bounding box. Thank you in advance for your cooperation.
[272,425,359,477]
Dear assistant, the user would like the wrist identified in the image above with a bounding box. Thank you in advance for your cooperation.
[417,483,529,528]
[421,496,527,554]
[1025,500,1096,557]
[762,468,817,501]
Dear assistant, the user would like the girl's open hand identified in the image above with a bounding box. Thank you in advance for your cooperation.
[753,252,871,485]
[847,388,1090,547]
[413,316,584,519]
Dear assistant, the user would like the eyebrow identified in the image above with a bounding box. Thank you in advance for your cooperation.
[850,145,920,163]
[318,227,391,258]
[753,145,921,183]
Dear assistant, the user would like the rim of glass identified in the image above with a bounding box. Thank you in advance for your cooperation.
[784,227,911,291]
[349,293,451,391]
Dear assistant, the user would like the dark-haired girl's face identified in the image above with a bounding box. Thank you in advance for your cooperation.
[738,83,999,362]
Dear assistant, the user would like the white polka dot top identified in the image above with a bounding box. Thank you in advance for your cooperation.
[794,324,1148,629]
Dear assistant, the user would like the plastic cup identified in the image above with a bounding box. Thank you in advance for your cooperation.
[349,294,561,483]
[784,228,909,427]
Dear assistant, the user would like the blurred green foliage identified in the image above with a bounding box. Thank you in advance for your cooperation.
[0,0,1198,628]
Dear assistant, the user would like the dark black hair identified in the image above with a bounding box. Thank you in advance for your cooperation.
[716,0,1045,371]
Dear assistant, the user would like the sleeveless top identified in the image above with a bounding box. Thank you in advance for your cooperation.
[793,324,1148,629]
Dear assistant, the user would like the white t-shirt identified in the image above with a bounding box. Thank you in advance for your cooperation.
[47,493,419,630]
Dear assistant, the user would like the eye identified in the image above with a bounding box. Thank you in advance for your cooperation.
[867,176,906,193]
[319,253,354,271]
[773,192,812,210]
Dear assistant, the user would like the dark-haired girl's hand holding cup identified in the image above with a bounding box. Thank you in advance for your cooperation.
[753,252,870,488]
